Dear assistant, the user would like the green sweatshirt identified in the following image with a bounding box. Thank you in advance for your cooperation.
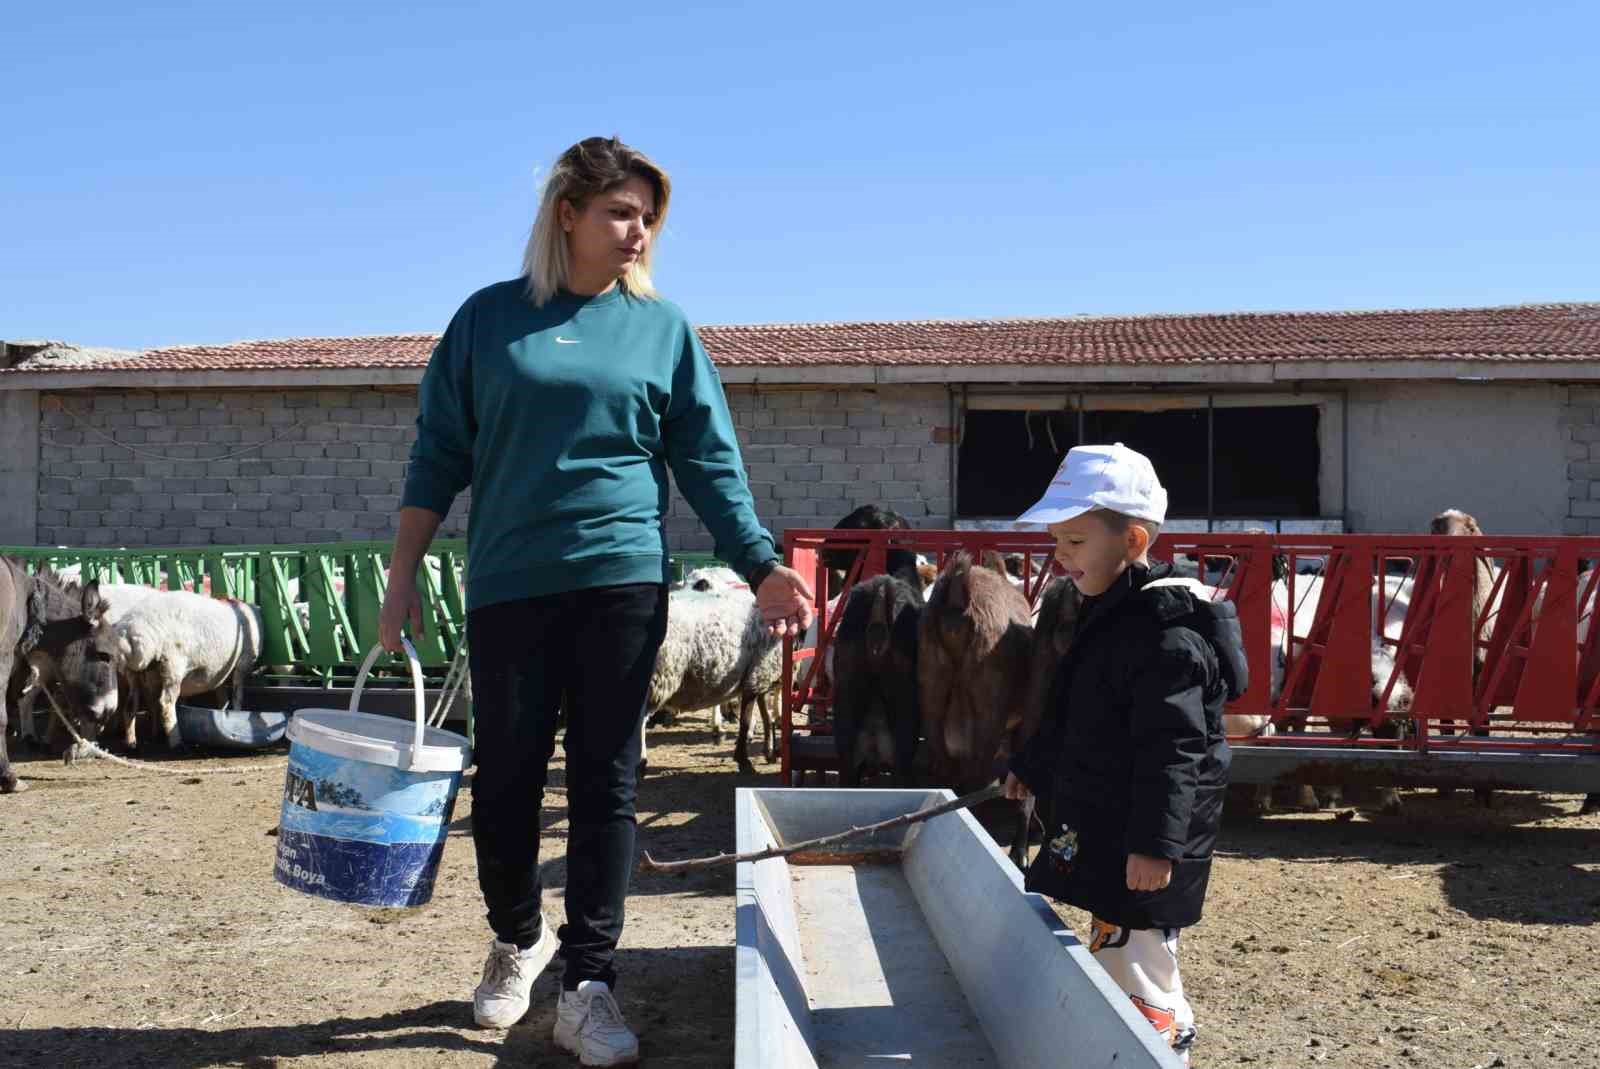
[401,279,777,611]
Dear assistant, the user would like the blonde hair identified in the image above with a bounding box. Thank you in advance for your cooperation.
[1092,508,1162,542]
[522,137,672,306]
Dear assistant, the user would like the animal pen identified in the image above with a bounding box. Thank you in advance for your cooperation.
[781,528,1600,797]
[2,540,720,729]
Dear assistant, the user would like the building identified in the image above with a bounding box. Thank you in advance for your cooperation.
[2,302,1598,551]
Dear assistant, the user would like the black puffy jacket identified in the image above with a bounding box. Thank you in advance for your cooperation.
[1011,562,1245,930]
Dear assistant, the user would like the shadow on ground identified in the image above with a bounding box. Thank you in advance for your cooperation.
[1220,790,1600,924]
[10,945,735,1069]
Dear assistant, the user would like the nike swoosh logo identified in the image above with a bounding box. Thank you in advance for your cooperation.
[555,336,581,344]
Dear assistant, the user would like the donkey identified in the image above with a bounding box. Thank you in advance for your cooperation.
[2,558,121,792]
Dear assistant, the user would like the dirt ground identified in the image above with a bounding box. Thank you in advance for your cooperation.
[6,723,1600,1069]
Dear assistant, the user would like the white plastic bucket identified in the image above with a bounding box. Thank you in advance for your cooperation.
[274,638,472,907]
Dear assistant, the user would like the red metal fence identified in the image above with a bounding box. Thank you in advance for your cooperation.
[780,528,1600,786]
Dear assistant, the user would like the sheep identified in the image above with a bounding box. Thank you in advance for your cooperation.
[647,566,777,749]
[919,551,1036,866]
[640,578,779,775]
[1276,514,1497,812]
[1269,571,1414,813]
[830,573,924,787]
[674,566,744,593]
[111,590,264,749]
[675,565,759,737]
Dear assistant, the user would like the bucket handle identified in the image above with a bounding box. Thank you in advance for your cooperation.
[350,638,427,770]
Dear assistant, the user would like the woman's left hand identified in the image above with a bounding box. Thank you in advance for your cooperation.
[755,565,815,637]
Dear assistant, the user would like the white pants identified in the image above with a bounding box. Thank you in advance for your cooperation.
[1090,918,1196,1060]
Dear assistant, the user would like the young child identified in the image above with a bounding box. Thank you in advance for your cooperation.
[1003,443,1245,1066]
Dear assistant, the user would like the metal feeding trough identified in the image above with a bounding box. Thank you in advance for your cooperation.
[175,704,289,751]
[734,788,1183,1068]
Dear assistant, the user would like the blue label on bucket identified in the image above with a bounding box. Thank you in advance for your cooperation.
[274,828,447,907]
[274,740,461,907]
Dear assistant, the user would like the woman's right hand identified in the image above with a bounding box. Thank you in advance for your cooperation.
[379,576,424,653]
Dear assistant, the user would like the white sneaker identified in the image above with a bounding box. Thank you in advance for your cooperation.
[472,926,555,1029]
[553,981,640,1066]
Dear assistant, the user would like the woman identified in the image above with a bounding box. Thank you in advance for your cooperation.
[378,136,813,1067]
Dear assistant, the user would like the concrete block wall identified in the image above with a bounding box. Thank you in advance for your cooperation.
[1344,381,1567,536]
[0,391,40,545]
[666,385,953,553]
[1565,385,1600,535]
[31,384,954,553]
[35,389,468,547]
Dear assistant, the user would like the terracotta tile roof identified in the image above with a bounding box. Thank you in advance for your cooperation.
[701,303,1600,367]
[29,333,441,373]
[8,303,1599,375]
[180,334,429,370]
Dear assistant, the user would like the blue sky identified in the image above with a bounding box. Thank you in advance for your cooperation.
[4,1,1596,349]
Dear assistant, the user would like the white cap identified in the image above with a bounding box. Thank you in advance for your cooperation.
[1015,443,1168,525]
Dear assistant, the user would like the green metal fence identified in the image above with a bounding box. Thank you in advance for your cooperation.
[3,541,722,684]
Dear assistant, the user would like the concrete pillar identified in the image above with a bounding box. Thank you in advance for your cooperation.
[0,390,40,545]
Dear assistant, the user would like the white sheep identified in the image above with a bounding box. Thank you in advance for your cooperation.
[672,565,745,593]
[1273,572,1415,718]
[1266,571,1414,813]
[112,590,264,749]
[653,567,753,741]
[640,571,779,774]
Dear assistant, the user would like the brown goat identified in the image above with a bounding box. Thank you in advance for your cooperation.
[919,552,1035,863]
[1014,576,1088,840]
[1022,577,1085,741]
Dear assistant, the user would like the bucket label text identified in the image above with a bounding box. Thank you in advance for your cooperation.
[284,769,318,811]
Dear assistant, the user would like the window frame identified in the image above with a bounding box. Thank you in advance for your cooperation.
[954,389,1346,531]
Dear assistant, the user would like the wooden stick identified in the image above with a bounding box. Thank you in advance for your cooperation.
[639,782,1005,874]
